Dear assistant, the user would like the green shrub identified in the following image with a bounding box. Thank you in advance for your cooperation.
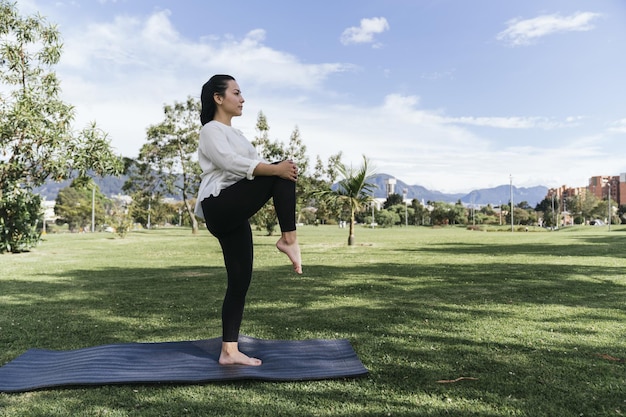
[0,185,42,253]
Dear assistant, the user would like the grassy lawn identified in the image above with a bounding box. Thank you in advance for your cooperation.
[1,225,625,416]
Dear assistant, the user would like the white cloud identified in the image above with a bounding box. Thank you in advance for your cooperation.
[445,116,578,129]
[608,118,626,134]
[60,11,352,88]
[340,17,389,46]
[14,0,41,14]
[53,9,353,157]
[497,11,602,46]
[420,69,456,81]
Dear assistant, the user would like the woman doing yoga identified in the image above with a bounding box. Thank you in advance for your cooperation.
[194,74,302,366]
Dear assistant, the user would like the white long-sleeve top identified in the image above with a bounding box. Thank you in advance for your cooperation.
[194,120,264,219]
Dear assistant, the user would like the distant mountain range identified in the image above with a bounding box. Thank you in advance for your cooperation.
[35,173,549,208]
[35,176,128,202]
[364,174,548,207]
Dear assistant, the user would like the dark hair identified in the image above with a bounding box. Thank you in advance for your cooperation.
[200,74,236,125]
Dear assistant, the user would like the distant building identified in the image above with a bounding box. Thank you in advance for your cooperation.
[385,178,396,197]
[589,175,622,205]
[41,199,57,222]
[547,185,588,211]
[621,173,626,206]
[547,173,625,208]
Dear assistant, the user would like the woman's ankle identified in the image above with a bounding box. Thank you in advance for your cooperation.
[281,231,297,244]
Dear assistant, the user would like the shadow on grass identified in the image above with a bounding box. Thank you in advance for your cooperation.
[404,235,626,258]
[2,253,625,415]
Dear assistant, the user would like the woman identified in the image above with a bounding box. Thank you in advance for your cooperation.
[194,74,302,366]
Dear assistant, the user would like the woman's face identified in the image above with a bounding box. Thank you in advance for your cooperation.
[216,80,245,118]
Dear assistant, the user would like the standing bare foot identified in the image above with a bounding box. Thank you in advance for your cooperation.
[219,342,262,366]
[276,232,302,274]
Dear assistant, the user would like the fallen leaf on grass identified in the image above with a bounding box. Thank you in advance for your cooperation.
[595,353,625,363]
[436,377,479,384]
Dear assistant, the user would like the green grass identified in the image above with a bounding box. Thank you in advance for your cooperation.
[1,225,625,416]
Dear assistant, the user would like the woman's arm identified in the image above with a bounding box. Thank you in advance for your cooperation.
[199,123,260,180]
[253,160,298,182]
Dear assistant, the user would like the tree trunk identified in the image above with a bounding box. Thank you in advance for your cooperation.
[348,209,355,245]
[183,198,199,234]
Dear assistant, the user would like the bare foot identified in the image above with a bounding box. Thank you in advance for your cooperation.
[219,342,262,366]
[276,234,302,274]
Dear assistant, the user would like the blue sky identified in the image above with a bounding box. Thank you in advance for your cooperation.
[18,0,626,193]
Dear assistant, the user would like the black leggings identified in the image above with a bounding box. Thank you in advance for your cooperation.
[201,175,296,342]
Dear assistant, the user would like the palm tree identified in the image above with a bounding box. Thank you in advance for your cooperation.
[316,155,375,245]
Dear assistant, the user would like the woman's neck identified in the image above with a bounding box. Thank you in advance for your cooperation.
[213,112,232,126]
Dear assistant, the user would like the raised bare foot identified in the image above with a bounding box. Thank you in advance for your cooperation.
[219,345,262,366]
[276,235,302,274]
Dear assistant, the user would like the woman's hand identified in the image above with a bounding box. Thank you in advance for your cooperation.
[274,160,298,182]
[253,160,298,182]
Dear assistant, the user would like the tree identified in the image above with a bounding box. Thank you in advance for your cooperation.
[376,209,400,228]
[286,126,311,211]
[535,196,560,227]
[315,155,375,245]
[250,112,310,235]
[107,197,132,238]
[593,198,618,224]
[430,201,453,226]
[511,206,531,225]
[122,156,161,228]
[580,194,600,222]
[384,193,404,209]
[54,179,107,232]
[565,195,583,224]
[481,204,496,216]
[250,111,283,235]
[126,192,166,229]
[0,2,122,252]
[411,199,429,225]
[134,98,202,234]
[0,185,41,253]
[308,153,343,224]
[473,204,498,225]
[618,205,626,224]
[387,204,414,226]
[452,200,468,225]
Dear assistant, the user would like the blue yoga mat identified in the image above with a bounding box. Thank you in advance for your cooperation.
[0,336,368,392]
